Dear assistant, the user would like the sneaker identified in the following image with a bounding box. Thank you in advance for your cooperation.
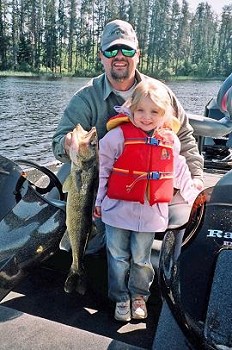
[132,296,147,319]
[114,300,131,322]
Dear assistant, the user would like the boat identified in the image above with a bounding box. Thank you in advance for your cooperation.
[0,74,231,350]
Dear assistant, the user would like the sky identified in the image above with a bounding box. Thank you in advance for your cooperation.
[187,0,232,14]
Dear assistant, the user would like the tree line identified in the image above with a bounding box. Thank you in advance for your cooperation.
[0,0,231,78]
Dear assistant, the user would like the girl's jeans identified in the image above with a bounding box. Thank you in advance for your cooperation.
[105,224,155,302]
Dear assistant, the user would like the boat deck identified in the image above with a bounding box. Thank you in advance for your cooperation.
[0,168,227,350]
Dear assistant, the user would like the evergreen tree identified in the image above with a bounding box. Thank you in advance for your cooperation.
[175,0,191,75]
[0,0,9,69]
[217,5,232,76]
[0,0,231,77]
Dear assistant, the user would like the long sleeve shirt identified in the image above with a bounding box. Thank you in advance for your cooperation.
[52,71,204,182]
[95,127,200,233]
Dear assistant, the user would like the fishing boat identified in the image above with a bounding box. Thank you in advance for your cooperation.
[0,74,231,350]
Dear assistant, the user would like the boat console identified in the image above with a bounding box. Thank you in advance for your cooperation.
[0,155,66,301]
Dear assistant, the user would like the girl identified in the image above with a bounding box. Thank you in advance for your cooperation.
[94,80,200,322]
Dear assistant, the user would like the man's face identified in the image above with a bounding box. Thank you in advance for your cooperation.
[99,45,140,83]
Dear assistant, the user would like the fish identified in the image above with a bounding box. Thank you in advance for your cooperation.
[62,124,98,295]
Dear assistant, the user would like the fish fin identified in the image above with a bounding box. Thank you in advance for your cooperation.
[62,175,71,192]
[59,230,71,251]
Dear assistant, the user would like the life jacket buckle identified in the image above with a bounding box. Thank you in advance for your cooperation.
[146,137,159,146]
[148,171,160,180]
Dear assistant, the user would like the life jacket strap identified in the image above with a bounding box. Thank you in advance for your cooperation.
[111,167,173,193]
[124,136,173,148]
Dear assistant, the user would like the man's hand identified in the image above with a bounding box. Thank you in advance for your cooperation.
[64,129,80,163]
[64,131,73,156]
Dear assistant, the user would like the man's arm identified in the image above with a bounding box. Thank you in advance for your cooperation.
[168,88,204,184]
[52,94,92,162]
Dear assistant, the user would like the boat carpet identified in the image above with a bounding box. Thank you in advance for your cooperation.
[0,304,146,350]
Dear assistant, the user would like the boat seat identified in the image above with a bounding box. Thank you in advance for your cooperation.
[45,163,71,202]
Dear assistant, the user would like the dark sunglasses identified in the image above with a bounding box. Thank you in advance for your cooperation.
[102,46,136,58]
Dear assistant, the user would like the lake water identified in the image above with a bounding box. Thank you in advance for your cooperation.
[0,76,223,165]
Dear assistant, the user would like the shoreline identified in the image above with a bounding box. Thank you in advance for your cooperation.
[0,71,226,82]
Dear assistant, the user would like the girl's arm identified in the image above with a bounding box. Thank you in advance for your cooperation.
[95,127,124,207]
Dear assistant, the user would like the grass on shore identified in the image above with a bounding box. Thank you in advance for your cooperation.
[166,75,225,81]
[0,70,226,81]
[0,71,40,77]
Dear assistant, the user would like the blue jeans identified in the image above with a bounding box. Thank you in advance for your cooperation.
[105,224,155,302]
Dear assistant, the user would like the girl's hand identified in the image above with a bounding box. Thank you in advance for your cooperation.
[192,178,204,191]
[93,206,102,218]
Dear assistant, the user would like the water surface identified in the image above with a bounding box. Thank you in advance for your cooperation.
[0,76,222,165]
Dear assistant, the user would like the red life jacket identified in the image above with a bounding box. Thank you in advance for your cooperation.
[107,121,174,205]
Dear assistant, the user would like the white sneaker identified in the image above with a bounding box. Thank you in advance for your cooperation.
[114,300,131,322]
[132,296,147,319]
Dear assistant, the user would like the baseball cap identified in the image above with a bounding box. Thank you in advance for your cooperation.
[101,20,138,51]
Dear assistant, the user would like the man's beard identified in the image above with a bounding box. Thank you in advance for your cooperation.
[110,66,129,81]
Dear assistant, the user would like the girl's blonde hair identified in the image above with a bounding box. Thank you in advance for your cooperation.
[124,80,176,129]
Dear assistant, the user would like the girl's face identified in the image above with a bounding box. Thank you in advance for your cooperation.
[133,96,165,132]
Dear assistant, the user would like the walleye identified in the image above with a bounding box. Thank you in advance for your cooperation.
[62,124,98,295]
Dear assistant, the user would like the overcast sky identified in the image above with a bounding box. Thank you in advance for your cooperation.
[187,0,232,14]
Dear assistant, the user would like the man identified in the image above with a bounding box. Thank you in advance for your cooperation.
[52,19,204,188]
[54,20,204,317]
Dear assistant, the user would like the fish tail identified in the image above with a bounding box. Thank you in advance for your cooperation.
[64,267,86,295]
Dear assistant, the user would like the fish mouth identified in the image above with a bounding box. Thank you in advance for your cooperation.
[71,125,98,162]
[79,142,98,161]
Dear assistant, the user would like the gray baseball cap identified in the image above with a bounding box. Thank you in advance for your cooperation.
[101,20,138,51]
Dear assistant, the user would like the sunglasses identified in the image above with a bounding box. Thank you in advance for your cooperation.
[102,46,136,58]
